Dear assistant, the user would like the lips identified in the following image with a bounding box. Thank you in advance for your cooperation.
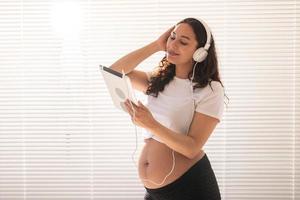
[167,50,179,56]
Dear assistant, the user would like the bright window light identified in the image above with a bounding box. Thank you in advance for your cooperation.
[51,0,82,39]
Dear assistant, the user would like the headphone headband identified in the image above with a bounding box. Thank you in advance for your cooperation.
[196,18,212,50]
[191,18,212,63]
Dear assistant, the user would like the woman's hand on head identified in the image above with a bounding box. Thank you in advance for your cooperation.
[124,99,157,130]
[155,26,175,52]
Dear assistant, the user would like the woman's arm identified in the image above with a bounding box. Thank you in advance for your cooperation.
[110,26,174,73]
[110,42,160,93]
[124,100,219,160]
[109,26,174,93]
[109,41,160,74]
[147,112,219,159]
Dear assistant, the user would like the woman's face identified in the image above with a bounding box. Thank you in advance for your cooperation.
[166,23,198,66]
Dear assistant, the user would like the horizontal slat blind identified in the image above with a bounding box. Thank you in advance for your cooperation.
[0,0,299,199]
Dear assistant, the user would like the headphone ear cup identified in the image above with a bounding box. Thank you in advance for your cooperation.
[193,48,208,63]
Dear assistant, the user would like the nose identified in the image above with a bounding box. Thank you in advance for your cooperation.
[168,39,179,51]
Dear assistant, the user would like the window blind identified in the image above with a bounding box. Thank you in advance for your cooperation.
[0,0,299,199]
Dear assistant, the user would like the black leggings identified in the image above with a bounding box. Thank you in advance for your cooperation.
[144,154,221,200]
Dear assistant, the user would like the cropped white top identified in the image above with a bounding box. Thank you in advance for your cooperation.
[144,71,225,143]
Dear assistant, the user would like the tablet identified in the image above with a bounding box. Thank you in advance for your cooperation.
[99,65,137,112]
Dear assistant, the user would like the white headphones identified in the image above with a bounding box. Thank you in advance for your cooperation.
[192,18,212,63]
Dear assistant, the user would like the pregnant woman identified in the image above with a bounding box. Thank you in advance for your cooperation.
[110,17,226,200]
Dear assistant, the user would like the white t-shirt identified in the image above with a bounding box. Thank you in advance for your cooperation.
[144,71,225,143]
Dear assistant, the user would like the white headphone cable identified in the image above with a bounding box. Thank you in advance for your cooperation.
[126,60,198,186]
[127,96,176,186]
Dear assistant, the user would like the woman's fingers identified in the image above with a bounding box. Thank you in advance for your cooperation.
[156,25,175,51]
[166,25,175,35]
[124,101,133,116]
[161,26,175,40]
[125,100,140,124]
[138,100,147,109]
[125,99,139,115]
[125,100,153,128]
[126,99,138,111]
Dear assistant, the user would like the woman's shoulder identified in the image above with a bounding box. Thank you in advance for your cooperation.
[195,80,224,95]
[209,80,224,93]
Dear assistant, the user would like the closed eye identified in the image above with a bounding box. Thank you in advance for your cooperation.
[169,36,188,45]
[181,41,188,45]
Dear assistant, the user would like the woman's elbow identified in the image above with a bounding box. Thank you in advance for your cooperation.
[183,138,199,159]
[186,149,199,160]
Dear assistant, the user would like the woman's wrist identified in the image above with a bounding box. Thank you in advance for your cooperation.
[146,118,161,133]
[151,40,164,52]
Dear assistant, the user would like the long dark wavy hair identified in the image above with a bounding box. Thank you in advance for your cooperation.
[146,18,229,106]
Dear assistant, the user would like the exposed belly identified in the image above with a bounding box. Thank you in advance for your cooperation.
[138,138,205,189]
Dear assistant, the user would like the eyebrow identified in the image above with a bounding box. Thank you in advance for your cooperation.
[172,32,191,40]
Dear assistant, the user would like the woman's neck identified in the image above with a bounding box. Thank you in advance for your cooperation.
[175,63,193,79]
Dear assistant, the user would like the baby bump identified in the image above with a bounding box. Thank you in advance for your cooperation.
[138,138,205,189]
